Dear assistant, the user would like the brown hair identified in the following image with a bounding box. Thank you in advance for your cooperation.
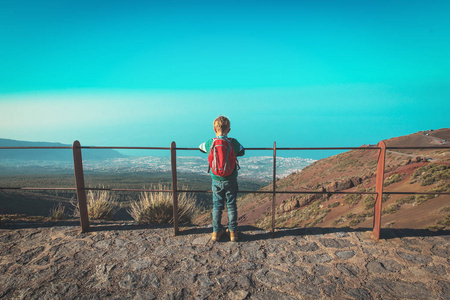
[213,116,230,132]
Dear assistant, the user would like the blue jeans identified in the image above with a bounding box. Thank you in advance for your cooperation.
[212,179,238,233]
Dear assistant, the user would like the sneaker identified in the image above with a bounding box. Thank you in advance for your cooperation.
[226,229,238,242]
[211,230,224,242]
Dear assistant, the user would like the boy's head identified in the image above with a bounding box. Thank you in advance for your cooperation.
[213,116,230,136]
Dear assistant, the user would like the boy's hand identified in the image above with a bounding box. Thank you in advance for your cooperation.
[199,142,207,153]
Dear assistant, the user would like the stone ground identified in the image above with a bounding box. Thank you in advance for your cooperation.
[0,221,449,300]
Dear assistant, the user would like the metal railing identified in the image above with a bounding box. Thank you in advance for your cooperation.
[1,140,449,240]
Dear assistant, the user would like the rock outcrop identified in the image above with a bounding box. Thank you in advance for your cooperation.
[325,177,362,193]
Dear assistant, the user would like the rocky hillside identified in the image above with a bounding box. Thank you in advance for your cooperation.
[205,129,450,232]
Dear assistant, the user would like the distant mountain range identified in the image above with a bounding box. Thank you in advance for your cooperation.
[0,138,124,161]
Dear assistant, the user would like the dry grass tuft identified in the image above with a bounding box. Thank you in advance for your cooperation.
[49,202,66,220]
[128,184,198,224]
[87,190,119,220]
[72,189,119,220]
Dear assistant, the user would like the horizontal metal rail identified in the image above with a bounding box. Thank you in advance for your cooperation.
[0,187,76,191]
[386,146,450,150]
[81,146,171,150]
[0,146,72,149]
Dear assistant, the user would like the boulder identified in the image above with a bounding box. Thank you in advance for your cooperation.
[326,179,355,192]
[325,181,338,192]
[278,199,299,213]
[298,192,324,207]
[336,178,354,190]
[362,172,374,180]
[350,177,362,187]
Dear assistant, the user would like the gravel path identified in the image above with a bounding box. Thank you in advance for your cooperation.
[0,222,449,299]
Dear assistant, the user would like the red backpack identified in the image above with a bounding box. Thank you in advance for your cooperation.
[208,137,239,177]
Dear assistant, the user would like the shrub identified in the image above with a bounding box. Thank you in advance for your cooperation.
[411,164,449,186]
[72,189,119,220]
[87,190,119,220]
[49,203,66,220]
[128,184,198,224]
[414,194,435,205]
[362,194,388,210]
[344,194,361,206]
[333,211,369,227]
[349,214,366,227]
[437,214,450,226]
[439,206,450,214]
[255,216,272,230]
[428,213,450,231]
[333,216,345,226]
[327,201,340,208]
[428,183,450,193]
[345,213,356,219]
[309,214,327,227]
[426,225,445,231]
[382,203,400,215]
[385,221,396,228]
[384,174,403,187]
[363,195,376,210]
[396,196,416,205]
[348,219,359,226]
[365,210,374,217]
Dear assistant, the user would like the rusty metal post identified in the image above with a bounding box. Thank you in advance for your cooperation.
[171,141,179,236]
[373,140,386,240]
[72,140,89,232]
[272,141,277,235]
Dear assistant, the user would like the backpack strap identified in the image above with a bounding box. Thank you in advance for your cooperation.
[226,137,240,171]
[223,138,232,173]
[207,138,217,173]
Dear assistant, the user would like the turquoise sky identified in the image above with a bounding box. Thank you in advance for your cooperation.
[1,1,449,158]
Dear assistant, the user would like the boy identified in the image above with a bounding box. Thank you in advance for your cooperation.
[199,116,245,242]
